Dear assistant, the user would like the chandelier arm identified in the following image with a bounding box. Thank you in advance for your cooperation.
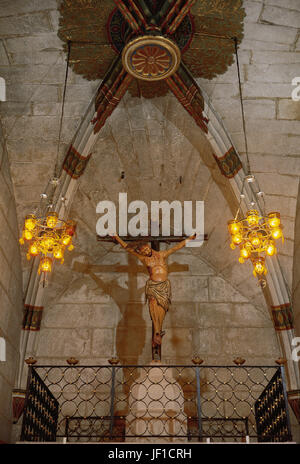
[259,189,266,215]
[234,176,246,221]
[35,178,52,218]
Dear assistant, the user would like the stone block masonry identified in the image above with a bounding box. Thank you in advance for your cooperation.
[0,121,23,443]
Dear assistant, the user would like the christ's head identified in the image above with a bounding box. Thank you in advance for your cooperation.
[137,243,152,257]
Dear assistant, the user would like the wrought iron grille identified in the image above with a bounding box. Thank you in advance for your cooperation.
[20,367,59,442]
[20,365,292,442]
[188,418,249,442]
[65,416,126,442]
[255,368,292,442]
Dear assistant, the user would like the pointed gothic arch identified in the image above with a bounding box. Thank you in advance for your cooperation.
[18,77,300,410]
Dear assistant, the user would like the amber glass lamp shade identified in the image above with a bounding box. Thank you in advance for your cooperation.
[25,214,36,231]
[268,212,281,228]
[24,229,33,241]
[62,234,71,246]
[39,257,52,273]
[246,209,260,226]
[266,241,276,256]
[250,236,261,247]
[228,220,241,235]
[46,212,58,228]
[53,248,63,260]
[253,257,266,276]
[271,227,283,240]
[232,234,243,245]
[29,243,39,256]
[240,247,250,259]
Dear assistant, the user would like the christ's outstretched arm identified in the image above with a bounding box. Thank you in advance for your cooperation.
[111,233,143,259]
[163,233,197,257]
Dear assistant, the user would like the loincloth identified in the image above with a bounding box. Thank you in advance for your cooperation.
[145,279,171,313]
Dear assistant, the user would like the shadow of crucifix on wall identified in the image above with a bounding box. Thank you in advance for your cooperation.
[73,235,192,364]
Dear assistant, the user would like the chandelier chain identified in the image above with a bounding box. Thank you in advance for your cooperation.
[55,40,72,179]
[234,37,251,176]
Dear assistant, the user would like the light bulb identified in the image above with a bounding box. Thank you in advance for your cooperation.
[271,227,282,240]
[253,258,266,276]
[24,229,33,241]
[268,212,281,229]
[39,257,52,274]
[246,210,260,226]
[228,220,241,235]
[240,248,249,259]
[29,243,39,256]
[62,234,71,246]
[266,242,276,256]
[53,248,63,260]
[232,234,243,245]
[25,214,36,231]
[41,236,55,250]
[251,236,260,247]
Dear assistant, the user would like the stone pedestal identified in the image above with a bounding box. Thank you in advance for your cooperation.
[126,362,187,443]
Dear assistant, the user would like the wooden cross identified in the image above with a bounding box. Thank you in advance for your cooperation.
[97,234,208,251]
[81,233,209,274]
[73,250,188,363]
[74,234,207,361]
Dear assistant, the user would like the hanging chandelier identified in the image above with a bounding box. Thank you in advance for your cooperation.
[19,41,76,284]
[228,210,283,283]
[19,212,76,278]
[227,40,284,287]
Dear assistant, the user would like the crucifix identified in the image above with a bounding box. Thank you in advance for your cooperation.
[97,233,207,361]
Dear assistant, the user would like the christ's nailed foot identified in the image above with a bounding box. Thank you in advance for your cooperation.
[153,332,162,346]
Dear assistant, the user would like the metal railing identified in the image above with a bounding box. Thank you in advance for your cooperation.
[20,367,59,442]
[255,368,292,442]
[20,365,292,442]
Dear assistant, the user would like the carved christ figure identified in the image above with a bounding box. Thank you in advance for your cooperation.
[112,233,196,357]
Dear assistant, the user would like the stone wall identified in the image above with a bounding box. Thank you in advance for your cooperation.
[32,176,280,368]
[0,120,23,443]
[36,247,279,367]
[0,0,299,442]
